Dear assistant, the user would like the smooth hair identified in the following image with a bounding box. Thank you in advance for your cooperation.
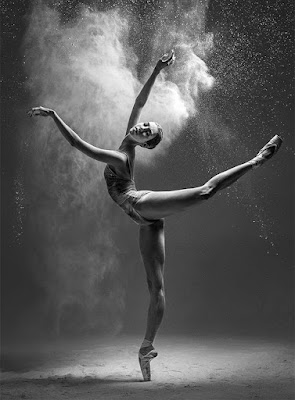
[145,123,163,149]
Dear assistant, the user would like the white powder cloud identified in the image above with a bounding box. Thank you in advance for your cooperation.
[22,2,213,336]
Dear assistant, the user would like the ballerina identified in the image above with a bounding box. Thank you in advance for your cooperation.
[28,49,282,381]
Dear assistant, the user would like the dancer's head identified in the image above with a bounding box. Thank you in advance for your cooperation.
[129,122,163,149]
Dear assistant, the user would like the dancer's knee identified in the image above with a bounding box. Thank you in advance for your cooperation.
[152,284,165,297]
[150,277,165,295]
[147,278,165,305]
[201,183,216,200]
[152,287,165,310]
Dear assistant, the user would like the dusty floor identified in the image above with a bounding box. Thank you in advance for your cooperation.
[1,335,294,400]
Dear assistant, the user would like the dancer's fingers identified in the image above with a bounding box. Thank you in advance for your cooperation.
[167,55,175,65]
[27,107,49,117]
[27,108,39,117]
[169,50,176,64]
[162,49,175,66]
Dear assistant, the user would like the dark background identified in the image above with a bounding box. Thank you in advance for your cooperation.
[1,0,294,351]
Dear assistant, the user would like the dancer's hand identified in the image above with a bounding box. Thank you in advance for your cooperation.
[155,49,175,72]
[27,106,54,117]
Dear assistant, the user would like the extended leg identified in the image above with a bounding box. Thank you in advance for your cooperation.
[134,135,282,220]
[135,161,253,220]
[138,219,165,381]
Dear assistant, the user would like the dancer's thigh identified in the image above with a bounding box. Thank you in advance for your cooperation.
[139,220,165,287]
[134,186,207,220]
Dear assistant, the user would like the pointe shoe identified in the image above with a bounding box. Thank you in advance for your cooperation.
[252,135,283,168]
[138,348,158,381]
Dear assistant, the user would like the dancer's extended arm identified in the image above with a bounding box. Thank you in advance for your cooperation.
[125,50,175,134]
[27,107,126,167]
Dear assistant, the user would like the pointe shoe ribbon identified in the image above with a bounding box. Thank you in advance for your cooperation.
[252,135,283,168]
[138,349,158,381]
[256,135,283,158]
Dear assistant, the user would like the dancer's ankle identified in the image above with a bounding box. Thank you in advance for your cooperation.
[140,339,154,356]
[141,338,153,348]
[249,157,261,169]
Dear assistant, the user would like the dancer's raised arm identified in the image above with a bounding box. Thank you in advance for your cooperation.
[28,107,126,168]
[125,50,175,134]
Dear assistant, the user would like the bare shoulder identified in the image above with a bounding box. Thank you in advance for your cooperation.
[106,149,128,169]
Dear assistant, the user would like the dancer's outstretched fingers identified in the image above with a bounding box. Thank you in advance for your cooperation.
[27,106,53,117]
[155,49,176,71]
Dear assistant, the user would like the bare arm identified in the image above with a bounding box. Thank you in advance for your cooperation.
[28,107,126,168]
[125,50,175,134]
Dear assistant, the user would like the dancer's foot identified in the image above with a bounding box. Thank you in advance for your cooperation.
[138,345,158,381]
[251,135,283,168]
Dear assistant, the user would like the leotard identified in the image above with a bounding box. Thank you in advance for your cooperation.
[104,152,155,225]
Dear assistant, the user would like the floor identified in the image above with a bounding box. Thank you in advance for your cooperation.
[1,335,294,399]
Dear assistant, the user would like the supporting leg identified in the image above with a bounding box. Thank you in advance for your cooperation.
[138,219,165,380]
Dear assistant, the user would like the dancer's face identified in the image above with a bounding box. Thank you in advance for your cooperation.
[129,122,159,145]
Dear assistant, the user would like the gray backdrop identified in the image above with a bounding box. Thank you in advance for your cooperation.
[1,0,294,350]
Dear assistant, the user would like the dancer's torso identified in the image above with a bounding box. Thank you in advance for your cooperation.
[104,151,136,206]
[104,150,154,225]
